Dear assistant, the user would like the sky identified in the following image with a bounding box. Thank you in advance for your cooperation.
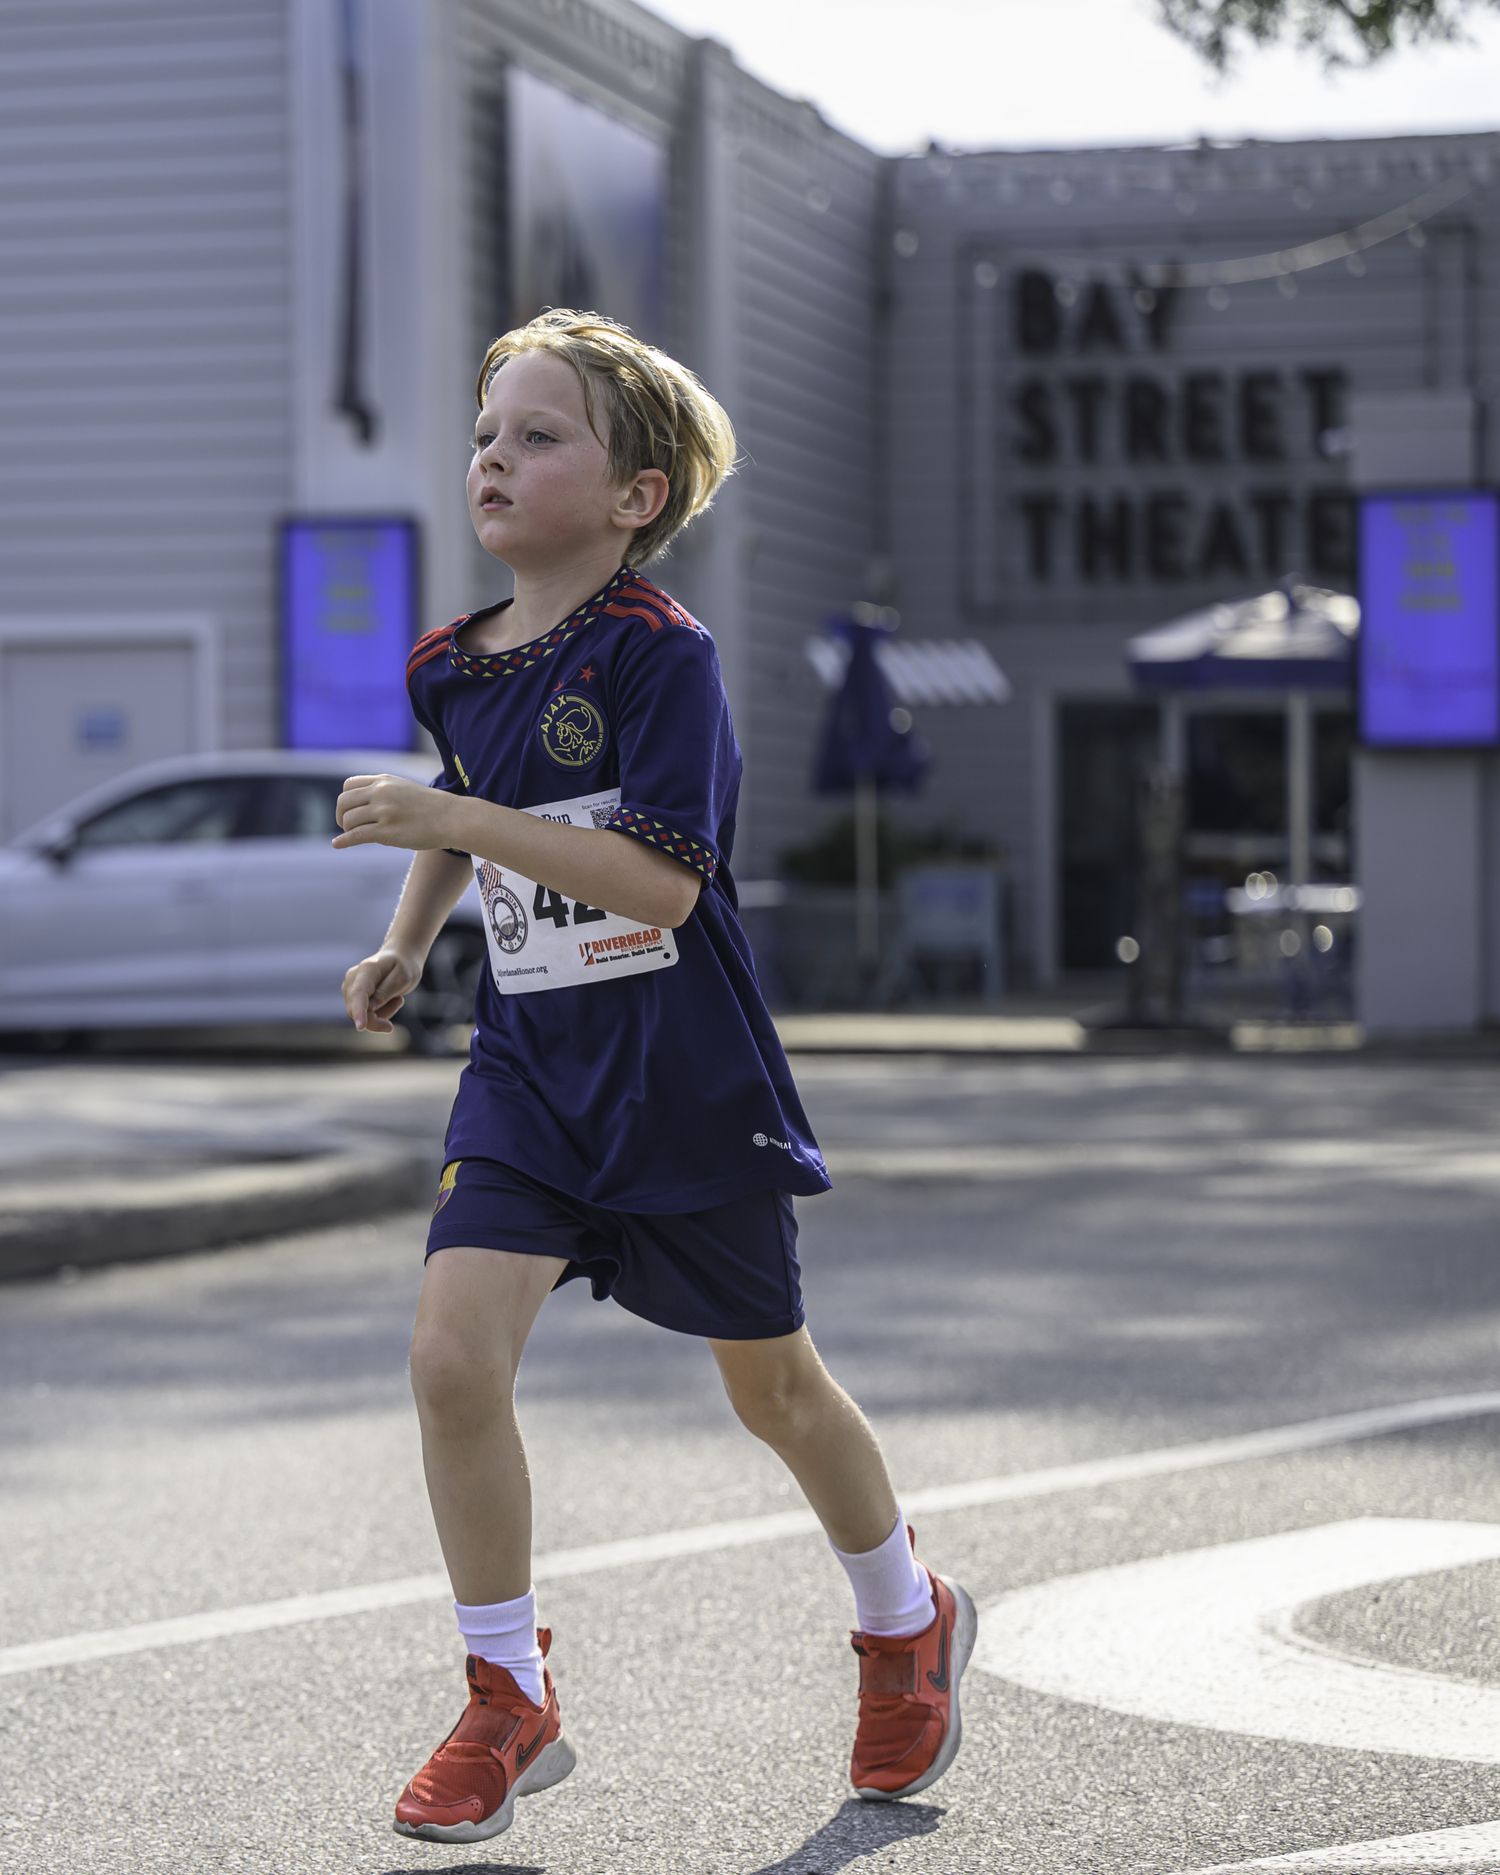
[641,0,1500,153]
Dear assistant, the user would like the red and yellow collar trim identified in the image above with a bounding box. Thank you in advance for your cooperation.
[448,566,636,679]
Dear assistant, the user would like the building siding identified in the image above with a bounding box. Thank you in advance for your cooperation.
[729,81,883,876]
[0,1,294,749]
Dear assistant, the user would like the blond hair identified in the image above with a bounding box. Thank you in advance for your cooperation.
[476,310,737,566]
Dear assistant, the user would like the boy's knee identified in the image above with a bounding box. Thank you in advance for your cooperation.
[724,1368,816,1447]
[409,1320,504,1423]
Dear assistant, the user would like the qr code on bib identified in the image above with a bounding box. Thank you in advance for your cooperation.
[588,805,614,829]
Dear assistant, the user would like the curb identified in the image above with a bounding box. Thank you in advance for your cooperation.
[774,1013,1500,1060]
[773,1014,1087,1054]
[0,1151,436,1283]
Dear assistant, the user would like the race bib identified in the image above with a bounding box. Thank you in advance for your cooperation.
[472,789,681,995]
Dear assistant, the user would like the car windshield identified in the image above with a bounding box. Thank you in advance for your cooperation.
[73,778,255,848]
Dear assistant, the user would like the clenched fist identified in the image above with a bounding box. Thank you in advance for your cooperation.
[342,946,425,1034]
[333,774,457,853]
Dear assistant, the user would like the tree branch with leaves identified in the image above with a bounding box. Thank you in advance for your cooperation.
[1156,0,1492,69]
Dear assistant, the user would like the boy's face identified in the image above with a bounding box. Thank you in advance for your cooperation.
[466,350,665,574]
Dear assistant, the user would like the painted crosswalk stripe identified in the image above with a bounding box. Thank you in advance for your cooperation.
[974,1518,1500,1762]
[5,1390,1500,1678]
[1175,1818,1500,1871]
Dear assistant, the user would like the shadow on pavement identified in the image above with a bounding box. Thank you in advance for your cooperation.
[382,1863,544,1875]
[746,1797,944,1873]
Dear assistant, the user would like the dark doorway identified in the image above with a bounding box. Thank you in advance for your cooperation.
[1315,710,1354,872]
[1187,712,1286,834]
[1059,701,1160,970]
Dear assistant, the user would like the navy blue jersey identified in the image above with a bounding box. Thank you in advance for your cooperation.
[406,564,830,1214]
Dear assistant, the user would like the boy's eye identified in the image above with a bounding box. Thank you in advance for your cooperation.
[526,430,555,446]
[471,433,494,454]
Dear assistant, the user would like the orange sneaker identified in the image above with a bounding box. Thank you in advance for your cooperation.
[849,1562,977,1801]
[393,1630,576,1843]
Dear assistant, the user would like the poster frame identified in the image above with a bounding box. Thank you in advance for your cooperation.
[1355,485,1500,754]
[278,513,422,753]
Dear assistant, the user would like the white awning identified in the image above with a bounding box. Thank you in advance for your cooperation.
[806,637,1012,706]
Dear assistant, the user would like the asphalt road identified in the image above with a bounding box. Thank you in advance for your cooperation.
[6,1054,1500,1874]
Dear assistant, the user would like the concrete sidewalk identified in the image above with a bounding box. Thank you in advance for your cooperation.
[0,1050,465,1281]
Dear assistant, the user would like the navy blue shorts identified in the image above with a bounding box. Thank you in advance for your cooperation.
[425,1157,804,1341]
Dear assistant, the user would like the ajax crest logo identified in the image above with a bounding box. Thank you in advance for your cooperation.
[477,861,527,953]
[538,690,609,770]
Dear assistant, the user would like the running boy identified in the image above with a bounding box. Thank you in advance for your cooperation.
[336,310,974,1845]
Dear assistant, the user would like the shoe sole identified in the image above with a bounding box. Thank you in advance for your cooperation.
[854,1576,978,1803]
[391,1731,578,1843]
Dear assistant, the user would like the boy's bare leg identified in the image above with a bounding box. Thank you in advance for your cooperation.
[707,1327,899,1553]
[410,1246,568,1605]
[711,1327,975,1805]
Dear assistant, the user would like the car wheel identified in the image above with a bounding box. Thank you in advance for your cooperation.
[398,926,486,1055]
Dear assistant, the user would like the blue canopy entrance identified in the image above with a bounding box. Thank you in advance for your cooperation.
[1126,585,1359,692]
[1126,585,1359,888]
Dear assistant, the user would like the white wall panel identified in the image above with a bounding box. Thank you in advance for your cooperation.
[0,2,293,762]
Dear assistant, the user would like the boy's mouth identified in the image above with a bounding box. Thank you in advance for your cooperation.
[478,488,511,511]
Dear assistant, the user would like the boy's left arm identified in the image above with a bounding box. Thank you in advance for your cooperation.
[333,775,700,929]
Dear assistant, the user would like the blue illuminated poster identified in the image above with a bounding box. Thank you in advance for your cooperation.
[1359,492,1500,748]
[281,517,419,750]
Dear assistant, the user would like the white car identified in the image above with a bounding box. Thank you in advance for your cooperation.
[0,751,486,1046]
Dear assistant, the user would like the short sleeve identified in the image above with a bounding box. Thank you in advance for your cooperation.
[604,623,737,886]
[406,643,472,855]
[406,663,465,797]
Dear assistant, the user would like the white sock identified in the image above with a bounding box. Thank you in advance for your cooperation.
[830,1512,937,1637]
[454,1588,546,1705]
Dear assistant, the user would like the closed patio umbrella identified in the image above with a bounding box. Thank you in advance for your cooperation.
[812,612,929,974]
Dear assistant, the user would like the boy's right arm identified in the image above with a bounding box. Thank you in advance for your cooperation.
[342,847,476,1033]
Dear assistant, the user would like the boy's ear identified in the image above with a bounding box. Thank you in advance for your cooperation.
[612,468,669,533]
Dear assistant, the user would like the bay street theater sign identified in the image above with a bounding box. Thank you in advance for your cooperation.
[934,139,1492,629]
[992,267,1351,594]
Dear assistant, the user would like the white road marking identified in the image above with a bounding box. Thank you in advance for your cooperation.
[5,1391,1500,1679]
[897,1392,1500,1516]
[974,1518,1500,1762]
[1177,1818,1500,1871]
[0,1574,453,1678]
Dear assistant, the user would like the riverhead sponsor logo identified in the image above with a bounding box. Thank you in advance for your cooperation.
[753,1132,792,1150]
[577,926,669,968]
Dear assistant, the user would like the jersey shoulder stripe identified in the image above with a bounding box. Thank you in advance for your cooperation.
[601,574,702,637]
[407,622,457,686]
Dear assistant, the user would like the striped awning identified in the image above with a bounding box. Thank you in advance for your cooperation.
[806,636,1011,706]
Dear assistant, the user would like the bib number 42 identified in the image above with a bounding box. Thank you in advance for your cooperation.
[532,883,608,930]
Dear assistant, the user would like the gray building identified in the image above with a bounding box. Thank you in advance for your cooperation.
[883,135,1499,986]
[3,1,1499,1012]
